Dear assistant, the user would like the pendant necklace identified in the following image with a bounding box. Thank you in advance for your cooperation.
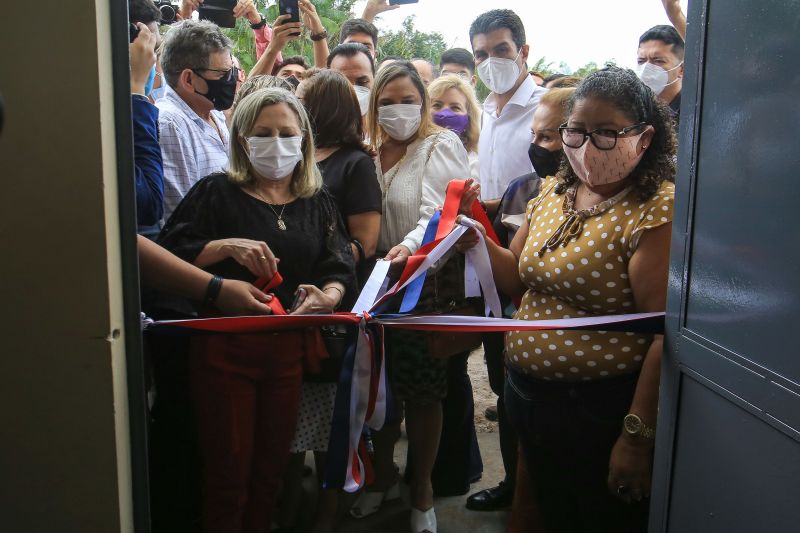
[252,187,288,230]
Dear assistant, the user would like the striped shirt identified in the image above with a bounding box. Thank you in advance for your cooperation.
[156,86,229,222]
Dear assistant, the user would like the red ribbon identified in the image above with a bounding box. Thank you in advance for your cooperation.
[436,179,500,245]
[254,272,288,315]
[391,179,500,292]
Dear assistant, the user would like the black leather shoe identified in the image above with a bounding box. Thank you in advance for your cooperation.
[465,481,513,511]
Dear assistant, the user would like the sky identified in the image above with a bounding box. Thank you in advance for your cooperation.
[353,0,689,73]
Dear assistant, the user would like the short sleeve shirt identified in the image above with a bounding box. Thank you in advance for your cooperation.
[317,146,382,217]
[505,176,675,381]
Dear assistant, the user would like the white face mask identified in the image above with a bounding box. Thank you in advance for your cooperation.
[477,49,522,95]
[149,86,166,102]
[635,61,683,95]
[378,104,422,141]
[246,136,303,180]
[354,85,371,116]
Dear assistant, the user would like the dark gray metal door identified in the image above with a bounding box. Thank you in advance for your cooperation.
[651,0,800,531]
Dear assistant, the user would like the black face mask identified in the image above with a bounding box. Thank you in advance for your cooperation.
[193,66,239,111]
[528,143,563,178]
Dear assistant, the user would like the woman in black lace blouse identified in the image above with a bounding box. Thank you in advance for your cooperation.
[157,87,355,533]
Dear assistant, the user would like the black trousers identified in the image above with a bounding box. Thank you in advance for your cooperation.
[483,332,517,486]
[147,334,202,533]
[430,351,483,495]
[505,366,649,533]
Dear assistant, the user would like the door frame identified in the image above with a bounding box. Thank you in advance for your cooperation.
[109,0,152,531]
[649,0,709,529]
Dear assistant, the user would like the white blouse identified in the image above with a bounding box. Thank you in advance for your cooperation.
[377,129,471,253]
[468,151,480,181]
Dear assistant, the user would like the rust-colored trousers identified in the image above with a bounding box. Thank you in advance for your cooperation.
[190,333,304,533]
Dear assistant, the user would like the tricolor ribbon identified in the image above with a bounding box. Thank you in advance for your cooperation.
[399,210,441,313]
[370,179,502,316]
[146,179,666,492]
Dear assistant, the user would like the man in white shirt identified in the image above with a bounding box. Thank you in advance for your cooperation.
[157,20,237,221]
[471,9,548,202]
[466,8,548,514]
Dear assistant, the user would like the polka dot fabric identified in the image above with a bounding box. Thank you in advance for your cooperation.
[505,176,675,381]
[289,382,337,453]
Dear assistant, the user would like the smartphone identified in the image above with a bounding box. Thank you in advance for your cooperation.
[129,23,140,43]
[199,0,237,28]
[389,0,419,4]
[289,288,307,313]
[278,0,302,36]
[279,0,301,23]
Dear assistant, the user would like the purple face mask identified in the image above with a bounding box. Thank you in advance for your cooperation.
[433,108,470,136]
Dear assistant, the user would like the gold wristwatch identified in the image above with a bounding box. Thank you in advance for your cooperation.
[623,414,656,439]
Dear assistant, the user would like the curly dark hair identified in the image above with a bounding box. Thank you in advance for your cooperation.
[555,66,677,200]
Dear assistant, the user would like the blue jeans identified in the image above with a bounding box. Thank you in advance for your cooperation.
[504,366,649,533]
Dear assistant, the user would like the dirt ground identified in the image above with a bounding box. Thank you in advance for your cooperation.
[468,347,499,434]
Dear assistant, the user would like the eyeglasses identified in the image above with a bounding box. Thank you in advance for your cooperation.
[558,122,648,150]
[192,65,238,82]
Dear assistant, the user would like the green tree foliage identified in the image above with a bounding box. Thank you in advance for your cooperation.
[221,0,357,72]
[529,57,557,78]
[573,61,600,78]
[378,16,447,63]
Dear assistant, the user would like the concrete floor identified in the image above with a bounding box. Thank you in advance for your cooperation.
[292,431,509,533]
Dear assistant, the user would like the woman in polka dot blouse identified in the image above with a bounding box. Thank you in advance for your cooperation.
[457,67,676,532]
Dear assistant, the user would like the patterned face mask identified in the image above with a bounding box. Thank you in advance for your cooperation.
[563,130,649,186]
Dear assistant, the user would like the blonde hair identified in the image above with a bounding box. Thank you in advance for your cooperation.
[367,61,440,149]
[539,87,576,117]
[227,88,322,199]
[427,75,482,153]
[232,75,293,111]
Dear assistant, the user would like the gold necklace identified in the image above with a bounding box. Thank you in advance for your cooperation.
[252,187,288,231]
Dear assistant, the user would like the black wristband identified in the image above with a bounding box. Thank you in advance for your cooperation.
[204,275,224,305]
[351,239,365,263]
[310,29,329,42]
[250,14,266,29]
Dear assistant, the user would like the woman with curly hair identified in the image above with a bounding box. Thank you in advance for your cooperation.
[457,66,676,532]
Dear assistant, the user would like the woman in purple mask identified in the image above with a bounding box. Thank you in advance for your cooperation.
[428,75,482,179]
[425,74,486,498]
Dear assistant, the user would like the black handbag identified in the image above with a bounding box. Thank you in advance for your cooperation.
[304,324,349,383]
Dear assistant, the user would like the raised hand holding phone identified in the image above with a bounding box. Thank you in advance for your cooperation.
[279,0,302,36]
[198,0,237,28]
[130,23,157,94]
[269,14,303,50]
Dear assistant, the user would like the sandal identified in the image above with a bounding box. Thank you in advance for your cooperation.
[349,481,401,519]
[410,507,436,533]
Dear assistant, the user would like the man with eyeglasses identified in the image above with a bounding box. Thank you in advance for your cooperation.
[156,19,238,222]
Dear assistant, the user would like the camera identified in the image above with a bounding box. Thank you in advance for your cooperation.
[155,0,179,24]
